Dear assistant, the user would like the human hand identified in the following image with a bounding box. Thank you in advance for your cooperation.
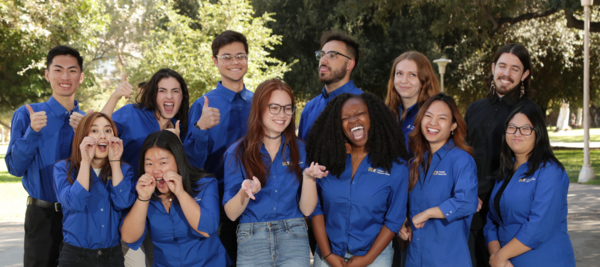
[26,104,47,132]
[489,252,510,267]
[325,254,347,267]
[108,137,123,161]
[79,136,97,163]
[69,109,93,132]
[136,174,156,200]
[478,197,483,212]
[412,210,430,229]
[241,176,261,200]
[163,170,184,196]
[345,255,373,267]
[303,162,329,179]
[399,220,412,241]
[112,73,134,100]
[196,96,220,130]
[165,120,181,141]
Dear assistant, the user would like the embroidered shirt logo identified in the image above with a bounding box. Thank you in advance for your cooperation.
[282,161,304,166]
[368,167,390,176]
[107,176,112,180]
[407,125,415,130]
[433,171,447,176]
[193,197,201,201]
[519,177,536,183]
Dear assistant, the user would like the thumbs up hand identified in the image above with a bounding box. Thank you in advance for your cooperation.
[166,120,181,141]
[26,104,47,132]
[112,73,134,100]
[70,109,94,132]
[196,96,220,130]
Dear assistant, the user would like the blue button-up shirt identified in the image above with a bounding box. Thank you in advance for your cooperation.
[124,178,230,267]
[223,136,307,223]
[407,141,478,267]
[184,82,253,193]
[298,81,363,141]
[484,161,575,267]
[6,96,84,202]
[112,104,179,179]
[312,154,408,257]
[398,103,419,153]
[54,161,135,249]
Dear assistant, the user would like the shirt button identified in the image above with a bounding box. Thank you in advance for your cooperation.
[275,190,278,193]
[273,207,276,210]
[446,213,449,216]
[101,208,104,211]
[450,211,452,213]
[98,250,102,255]
[102,225,105,228]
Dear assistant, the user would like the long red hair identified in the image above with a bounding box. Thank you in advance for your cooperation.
[385,51,440,122]
[235,79,302,185]
[66,112,119,186]
[407,93,472,191]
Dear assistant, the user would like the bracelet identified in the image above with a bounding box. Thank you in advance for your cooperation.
[323,252,333,260]
[137,196,151,202]
[109,160,120,162]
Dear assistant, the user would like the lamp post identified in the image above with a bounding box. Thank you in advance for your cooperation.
[433,58,452,92]
[579,0,595,183]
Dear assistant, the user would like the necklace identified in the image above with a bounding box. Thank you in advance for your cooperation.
[265,133,282,140]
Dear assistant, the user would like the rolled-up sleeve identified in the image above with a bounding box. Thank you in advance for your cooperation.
[6,107,42,177]
[54,162,92,212]
[183,100,210,169]
[196,178,220,237]
[383,163,409,233]
[110,164,136,211]
[310,179,325,217]
[222,148,244,206]
[514,165,568,249]
[484,208,500,244]
[438,154,478,223]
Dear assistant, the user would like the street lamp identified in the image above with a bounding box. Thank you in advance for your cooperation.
[579,0,595,183]
[433,58,452,92]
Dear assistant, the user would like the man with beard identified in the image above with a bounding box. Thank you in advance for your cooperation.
[298,31,363,141]
[464,43,544,267]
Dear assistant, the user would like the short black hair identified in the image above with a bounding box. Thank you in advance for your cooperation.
[485,43,534,100]
[320,30,361,67]
[306,92,408,177]
[46,45,83,70]
[212,30,248,57]
[497,105,563,180]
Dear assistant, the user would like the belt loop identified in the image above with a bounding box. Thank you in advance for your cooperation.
[55,203,61,213]
[250,223,253,235]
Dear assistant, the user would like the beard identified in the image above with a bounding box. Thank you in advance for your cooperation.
[319,63,347,85]
[494,75,519,95]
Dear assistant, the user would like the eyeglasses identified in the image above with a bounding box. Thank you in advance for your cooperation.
[268,104,296,116]
[506,125,534,136]
[215,54,248,65]
[315,50,352,61]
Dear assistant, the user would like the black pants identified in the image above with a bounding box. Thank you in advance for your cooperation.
[59,242,124,267]
[219,217,239,267]
[469,229,490,267]
[24,203,63,267]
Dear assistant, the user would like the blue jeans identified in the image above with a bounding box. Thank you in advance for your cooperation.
[313,241,393,267]
[236,218,310,267]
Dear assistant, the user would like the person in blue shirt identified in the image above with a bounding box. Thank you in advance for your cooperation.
[5,45,87,267]
[222,79,326,266]
[121,130,230,267]
[398,93,479,267]
[183,30,253,264]
[484,106,575,267]
[101,68,190,266]
[54,112,135,267]
[298,31,364,141]
[306,92,409,267]
[385,51,440,153]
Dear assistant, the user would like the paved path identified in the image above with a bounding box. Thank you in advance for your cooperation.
[551,141,600,149]
[1,184,599,267]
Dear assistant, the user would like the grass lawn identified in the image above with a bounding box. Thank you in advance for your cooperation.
[547,128,600,142]
[0,153,27,222]
[553,149,600,184]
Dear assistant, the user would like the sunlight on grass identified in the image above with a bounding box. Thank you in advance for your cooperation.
[548,128,600,143]
[553,150,600,184]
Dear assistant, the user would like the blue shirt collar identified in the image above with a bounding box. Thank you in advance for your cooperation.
[47,96,80,118]
[320,80,358,99]
[215,81,250,103]
[398,102,419,117]
[425,139,457,160]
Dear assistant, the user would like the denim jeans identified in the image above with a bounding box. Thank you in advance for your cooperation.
[313,241,393,267]
[236,218,310,267]
[59,242,125,267]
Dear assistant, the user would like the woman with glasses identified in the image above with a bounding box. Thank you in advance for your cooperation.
[484,106,575,267]
[399,93,478,267]
[307,92,409,267]
[223,79,326,266]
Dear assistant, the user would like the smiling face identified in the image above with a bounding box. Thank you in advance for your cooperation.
[87,117,115,159]
[262,90,293,137]
[492,53,530,97]
[505,113,536,157]
[144,147,178,194]
[394,59,422,107]
[155,77,183,119]
[341,97,370,149]
[45,55,84,98]
[318,40,351,86]
[212,42,248,84]
[421,100,457,152]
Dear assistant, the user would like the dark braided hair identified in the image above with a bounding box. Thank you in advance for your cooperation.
[306,92,409,177]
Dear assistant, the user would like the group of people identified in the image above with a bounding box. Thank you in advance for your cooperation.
[7,29,576,267]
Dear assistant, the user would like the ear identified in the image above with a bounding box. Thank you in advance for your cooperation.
[346,59,355,72]
[491,63,496,75]
[521,69,530,82]
[79,72,85,84]
[45,69,50,82]
[451,122,457,132]
[212,56,218,67]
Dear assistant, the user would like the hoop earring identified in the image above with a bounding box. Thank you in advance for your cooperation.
[520,82,525,98]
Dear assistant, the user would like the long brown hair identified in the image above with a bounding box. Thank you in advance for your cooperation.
[407,93,472,191]
[385,51,440,122]
[66,112,119,186]
[235,79,302,185]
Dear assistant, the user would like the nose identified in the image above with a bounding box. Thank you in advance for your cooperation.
[401,74,409,84]
[320,54,329,65]
[166,91,173,99]
[152,167,162,176]
[429,117,438,125]
[61,70,69,80]
[502,67,510,76]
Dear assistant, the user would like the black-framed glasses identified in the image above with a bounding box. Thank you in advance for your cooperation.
[215,54,248,65]
[506,125,534,136]
[268,104,296,116]
[315,50,352,61]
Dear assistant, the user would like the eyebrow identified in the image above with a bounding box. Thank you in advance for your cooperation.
[498,62,521,70]
[145,157,169,160]
[91,124,112,127]
[158,87,181,90]
[425,111,448,116]
[53,65,79,70]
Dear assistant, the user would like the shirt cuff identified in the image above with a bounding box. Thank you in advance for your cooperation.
[23,126,42,142]
[383,221,402,234]
[192,126,209,142]
[197,208,218,238]
[71,180,92,200]
[438,201,459,223]
[515,228,541,249]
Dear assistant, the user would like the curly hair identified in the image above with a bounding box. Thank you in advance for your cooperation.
[306,92,409,177]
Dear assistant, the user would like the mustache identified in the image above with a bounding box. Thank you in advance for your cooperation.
[319,64,331,71]
[496,75,514,84]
